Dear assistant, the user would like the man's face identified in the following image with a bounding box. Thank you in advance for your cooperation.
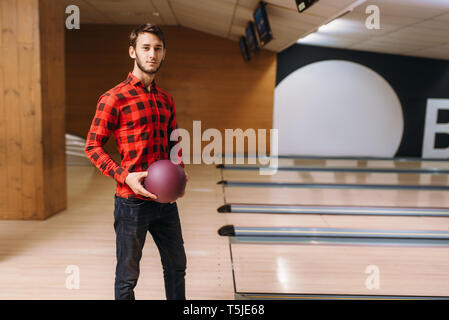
[130,32,166,75]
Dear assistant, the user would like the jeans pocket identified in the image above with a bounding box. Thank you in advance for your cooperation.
[120,197,147,208]
[116,205,139,223]
[161,202,178,216]
[114,196,145,223]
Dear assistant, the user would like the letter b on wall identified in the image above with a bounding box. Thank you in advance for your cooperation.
[423,99,449,158]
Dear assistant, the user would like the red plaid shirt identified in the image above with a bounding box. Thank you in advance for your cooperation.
[84,72,182,200]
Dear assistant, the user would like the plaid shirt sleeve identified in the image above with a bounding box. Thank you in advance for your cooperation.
[84,94,129,184]
[168,96,184,168]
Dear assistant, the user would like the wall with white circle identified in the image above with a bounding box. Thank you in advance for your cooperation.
[273,60,404,157]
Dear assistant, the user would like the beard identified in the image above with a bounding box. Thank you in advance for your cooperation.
[135,52,164,75]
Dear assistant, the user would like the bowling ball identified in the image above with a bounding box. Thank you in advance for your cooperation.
[143,160,186,203]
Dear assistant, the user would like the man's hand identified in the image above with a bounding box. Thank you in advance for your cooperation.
[124,171,157,199]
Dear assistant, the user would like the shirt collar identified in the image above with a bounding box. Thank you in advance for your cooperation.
[126,72,157,91]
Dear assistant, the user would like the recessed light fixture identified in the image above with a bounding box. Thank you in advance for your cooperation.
[296,0,365,43]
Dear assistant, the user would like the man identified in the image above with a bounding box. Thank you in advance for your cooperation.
[84,24,187,300]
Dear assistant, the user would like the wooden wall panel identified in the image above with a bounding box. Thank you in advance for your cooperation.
[39,0,66,219]
[161,27,276,157]
[19,42,37,219]
[0,0,65,220]
[2,0,23,218]
[0,2,5,214]
[66,25,276,159]
[32,0,45,220]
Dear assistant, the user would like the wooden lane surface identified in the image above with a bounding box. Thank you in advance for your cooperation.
[2,161,449,298]
[231,243,449,297]
[222,186,449,233]
[221,212,449,232]
[221,161,449,297]
[222,161,449,297]
[223,185,449,209]
[221,161,449,233]
[222,169,449,185]
[240,158,449,169]
[0,163,234,299]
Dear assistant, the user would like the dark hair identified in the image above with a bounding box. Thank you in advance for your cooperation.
[129,23,166,48]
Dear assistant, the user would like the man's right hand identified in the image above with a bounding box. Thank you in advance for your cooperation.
[124,171,157,199]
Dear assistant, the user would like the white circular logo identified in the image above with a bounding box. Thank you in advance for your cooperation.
[273,60,404,157]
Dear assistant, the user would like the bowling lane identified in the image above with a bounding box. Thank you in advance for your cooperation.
[231,243,449,297]
[223,186,449,208]
[222,170,449,186]
[252,158,449,170]
[220,211,449,231]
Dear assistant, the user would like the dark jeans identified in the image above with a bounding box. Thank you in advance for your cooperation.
[113,195,187,300]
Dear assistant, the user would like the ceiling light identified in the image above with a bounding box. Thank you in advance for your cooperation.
[296,32,323,44]
[318,19,350,33]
